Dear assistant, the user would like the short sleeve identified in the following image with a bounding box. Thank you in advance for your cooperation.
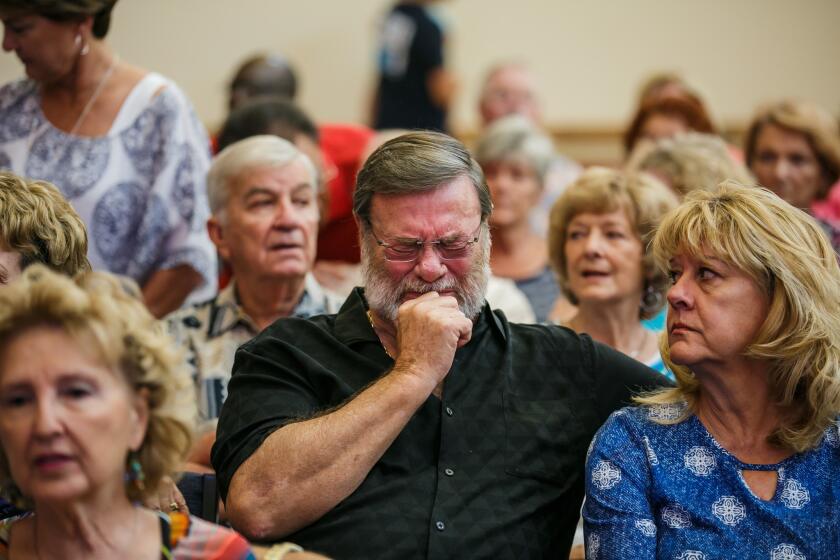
[142,86,216,303]
[211,330,325,500]
[584,337,672,427]
[413,9,444,70]
[583,410,658,559]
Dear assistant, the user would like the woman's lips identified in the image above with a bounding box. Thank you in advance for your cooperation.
[669,322,696,334]
[33,453,75,472]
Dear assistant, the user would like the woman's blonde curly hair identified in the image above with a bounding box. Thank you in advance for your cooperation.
[548,167,679,320]
[0,266,195,503]
[0,172,90,276]
[637,182,840,452]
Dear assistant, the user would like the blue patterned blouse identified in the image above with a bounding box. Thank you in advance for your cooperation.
[584,403,840,559]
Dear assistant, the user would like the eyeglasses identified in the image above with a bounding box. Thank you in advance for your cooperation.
[371,223,483,262]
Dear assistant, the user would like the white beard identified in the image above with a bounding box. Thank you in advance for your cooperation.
[360,232,490,323]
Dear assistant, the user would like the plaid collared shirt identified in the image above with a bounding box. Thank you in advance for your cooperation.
[166,275,344,424]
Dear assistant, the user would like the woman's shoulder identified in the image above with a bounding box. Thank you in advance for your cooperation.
[163,512,255,559]
[592,403,690,451]
[109,71,203,135]
[0,78,35,101]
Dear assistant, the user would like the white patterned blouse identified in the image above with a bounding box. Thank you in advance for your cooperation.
[0,73,217,303]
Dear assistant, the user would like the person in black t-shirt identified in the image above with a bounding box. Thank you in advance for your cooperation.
[212,131,667,559]
[372,0,455,132]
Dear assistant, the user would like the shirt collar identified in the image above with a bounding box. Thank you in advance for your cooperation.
[214,275,334,335]
[211,281,258,336]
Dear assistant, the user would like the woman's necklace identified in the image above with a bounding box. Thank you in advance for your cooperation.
[67,53,120,137]
[366,310,395,359]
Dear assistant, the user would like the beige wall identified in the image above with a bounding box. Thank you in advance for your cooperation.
[1,0,838,138]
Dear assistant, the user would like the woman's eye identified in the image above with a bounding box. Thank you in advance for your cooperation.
[292,197,312,207]
[568,230,585,240]
[698,267,718,280]
[63,385,93,399]
[667,270,679,284]
[0,393,30,408]
[606,231,626,239]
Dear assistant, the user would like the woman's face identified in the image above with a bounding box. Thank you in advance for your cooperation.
[750,123,827,210]
[0,242,21,285]
[1,13,81,83]
[0,325,148,505]
[666,252,769,371]
[564,209,645,306]
[484,158,541,229]
[640,113,689,143]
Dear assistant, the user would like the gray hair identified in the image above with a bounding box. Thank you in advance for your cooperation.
[206,134,318,217]
[353,131,492,230]
[473,114,555,188]
[627,132,755,197]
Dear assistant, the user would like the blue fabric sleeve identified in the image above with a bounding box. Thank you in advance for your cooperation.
[583,410,658,559]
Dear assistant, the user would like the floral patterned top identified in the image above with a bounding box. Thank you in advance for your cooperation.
[0,74,217,303]
[584,404,840,559]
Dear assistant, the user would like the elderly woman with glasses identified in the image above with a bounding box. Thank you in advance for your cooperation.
[583,183,840,559]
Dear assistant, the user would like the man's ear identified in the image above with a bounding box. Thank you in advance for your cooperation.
[207,216,231,262]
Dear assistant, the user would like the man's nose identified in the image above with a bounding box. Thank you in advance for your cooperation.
[272,200,303,229]
[413,244,447,283]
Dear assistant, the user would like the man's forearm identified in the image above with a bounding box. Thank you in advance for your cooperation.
[226,365,436,541]
[143,265,203,318]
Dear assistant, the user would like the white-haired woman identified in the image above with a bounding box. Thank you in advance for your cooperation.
[475,114,571,322]
[584,184,840,559]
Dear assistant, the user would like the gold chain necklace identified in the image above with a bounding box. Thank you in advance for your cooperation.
[68,54,120,137]
[366,310,395,359]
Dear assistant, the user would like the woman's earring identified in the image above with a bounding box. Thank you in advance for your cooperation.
[76,34,90,56]
[126,452,145,492]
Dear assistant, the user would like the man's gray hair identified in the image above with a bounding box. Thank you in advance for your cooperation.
[473,114,555,188]
[206,134,318,216]
[353,131,492,230]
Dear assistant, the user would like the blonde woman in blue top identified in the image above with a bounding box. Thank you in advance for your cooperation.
[584,183,840,559]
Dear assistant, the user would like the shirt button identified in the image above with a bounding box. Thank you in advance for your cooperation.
[445,407,454,416]
[444,468,454,476]
[435,521,445,531]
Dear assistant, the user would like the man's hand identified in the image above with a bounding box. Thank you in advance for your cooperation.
[392,291,472,391]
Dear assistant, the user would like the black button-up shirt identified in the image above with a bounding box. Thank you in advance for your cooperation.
[213,289,667,559]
